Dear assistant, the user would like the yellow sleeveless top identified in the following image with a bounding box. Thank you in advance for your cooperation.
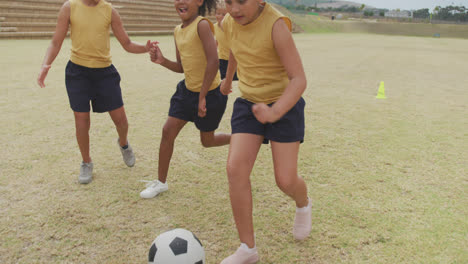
[174,16,221,92]
[69,0,112,68]
[214,22,230,60]
[223,3,292,104]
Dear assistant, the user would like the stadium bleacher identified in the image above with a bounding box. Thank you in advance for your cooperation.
[0,0,183,39]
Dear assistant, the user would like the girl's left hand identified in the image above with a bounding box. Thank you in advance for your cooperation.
[37,64,51,88]
[198,97,207,117]
[252,103,279,124]
[220,79,232,95]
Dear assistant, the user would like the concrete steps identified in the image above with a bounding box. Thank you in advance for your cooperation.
[0,2,178,18]
[0,0,180,39]
[1,22,175,32]
[0,30,172,39]
[0,12,58,23]
[0,27,17,32]
[0,0,174,9]
[0,3,59,13]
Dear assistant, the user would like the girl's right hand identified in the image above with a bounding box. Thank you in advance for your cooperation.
[37,64,51,88]
[149,45,165,64]
[220,79,232,95]
[146,40,159,53]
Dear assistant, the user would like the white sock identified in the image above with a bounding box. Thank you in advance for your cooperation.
[240,243,257,253]
[296,198,311,213]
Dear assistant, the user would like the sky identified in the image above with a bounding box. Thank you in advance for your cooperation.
[355,0,468,10]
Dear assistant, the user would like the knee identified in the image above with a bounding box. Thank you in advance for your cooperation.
[276,176,297,193]
[114,116,128,129]
[226,160,249,188]
[226,161,236,181]
[161,124,177,141]
[200,137,215,148]
[75,116,90,130]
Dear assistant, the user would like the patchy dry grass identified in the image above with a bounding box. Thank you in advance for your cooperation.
[1,34,467,263]
[278,6,468,38]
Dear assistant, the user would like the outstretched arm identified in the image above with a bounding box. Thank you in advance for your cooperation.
[149,39,184,73]
[111,8,153,54]
[37,1,70,88]
[197,19,219,117]
[252,18,307,124]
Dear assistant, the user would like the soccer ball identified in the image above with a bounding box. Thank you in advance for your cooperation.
[148,228,205,264]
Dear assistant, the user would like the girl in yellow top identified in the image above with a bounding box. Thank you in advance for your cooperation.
[37,0,154,184]
[220,0,311,263]
[140,0,230,199]
[214,1,237,80]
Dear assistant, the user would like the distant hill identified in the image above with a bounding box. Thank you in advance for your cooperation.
[269,0,373,9]
[316,1,372,9]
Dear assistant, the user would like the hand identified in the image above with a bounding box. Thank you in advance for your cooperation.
[198,96,207,117]
[252,103,280,124]
[220,79,232,95]
[37,64,51,88]
[145,40,159,52]
[149,44,165,64]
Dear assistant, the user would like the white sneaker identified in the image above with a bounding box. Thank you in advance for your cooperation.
[140,180,168,199]
[78,162,93,184]
[221,243,259,264]
[117,139,135,167]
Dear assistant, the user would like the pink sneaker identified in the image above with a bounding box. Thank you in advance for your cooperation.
[221,244,259,264]
[293,199,312,240]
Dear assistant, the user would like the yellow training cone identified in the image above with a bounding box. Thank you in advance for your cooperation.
[376,81,386,99]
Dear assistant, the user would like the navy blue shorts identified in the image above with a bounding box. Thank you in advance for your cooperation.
[169,80,228,132]
[231,97,305,144]
[65,61,123,113]
[219,59,238,81]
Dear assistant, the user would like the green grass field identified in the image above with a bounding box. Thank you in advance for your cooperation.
[1,33,467,263]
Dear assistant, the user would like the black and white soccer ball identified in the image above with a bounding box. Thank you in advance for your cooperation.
[148,228,205,264]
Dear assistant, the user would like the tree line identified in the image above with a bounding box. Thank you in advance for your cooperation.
[415,6,468,22]
[281,3,468,22]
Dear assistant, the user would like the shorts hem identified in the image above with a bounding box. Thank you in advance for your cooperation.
[197,125,219,133]
[168,113,191,122]
[93,103,124,113]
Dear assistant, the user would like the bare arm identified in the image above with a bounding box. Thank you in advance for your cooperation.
[111,8,151,53]
[197,19,219,117]
[219,16,236,95]
[220,50,237,95]
[150,38,184,73]
[252,18,307,123]
[37,1,70,88]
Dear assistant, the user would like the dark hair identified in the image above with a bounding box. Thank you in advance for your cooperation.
[199,0,217,16]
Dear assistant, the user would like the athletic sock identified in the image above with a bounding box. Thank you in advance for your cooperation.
[296,198,311,212]
[293,197,312,240]
[240,243,257,253]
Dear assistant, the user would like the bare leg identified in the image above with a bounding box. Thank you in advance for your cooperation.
[271,141,310,240]
[108,106,128,147]
[158,117,187,183]
[74,111,91,163]
[271,141,308,207]
[200,130,231,147]
[226,133,263,248]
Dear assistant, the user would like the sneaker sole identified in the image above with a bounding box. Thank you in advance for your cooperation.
[140,189,168,199]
